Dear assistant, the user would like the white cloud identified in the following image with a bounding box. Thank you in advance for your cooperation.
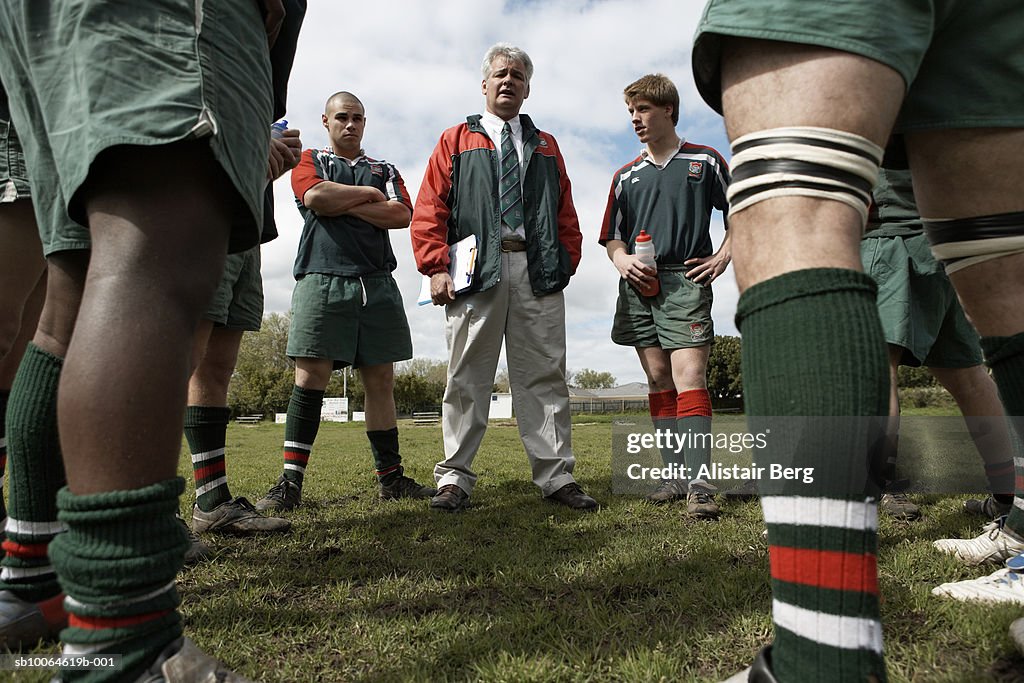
[266,1,735,385]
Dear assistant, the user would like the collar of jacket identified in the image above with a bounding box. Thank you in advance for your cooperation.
[466,113,539,145]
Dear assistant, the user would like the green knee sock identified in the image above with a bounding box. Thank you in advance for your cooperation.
[49,478,188,682]
[282,385,324,486]
[368,427,403,483]
[677,389,712,484]
[981,333,1024,537]
[1,343,66,601]
[737,268,888,683]
[184,406,232,512]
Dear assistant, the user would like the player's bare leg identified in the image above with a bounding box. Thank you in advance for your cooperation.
[907,130,1024,609]
[48,140,235,678]
[720,38,903,681]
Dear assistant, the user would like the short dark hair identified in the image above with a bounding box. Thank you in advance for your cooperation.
[623,74,679,125]
[324,91,364,114]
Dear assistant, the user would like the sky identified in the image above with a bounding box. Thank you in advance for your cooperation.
[264,0,733,385]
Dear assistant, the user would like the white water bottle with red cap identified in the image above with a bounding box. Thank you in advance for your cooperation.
[633,229,659,296]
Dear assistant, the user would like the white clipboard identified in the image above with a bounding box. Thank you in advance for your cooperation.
[417,234,478,305]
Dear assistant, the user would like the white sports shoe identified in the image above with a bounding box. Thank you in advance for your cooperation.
[932,567,1024,604]
[933,524,1024,566]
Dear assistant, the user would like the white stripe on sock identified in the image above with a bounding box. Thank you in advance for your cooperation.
[191,447,225,464]
[283,440,312,452]
[64,640,120,655]
[1013,496,1024,513]
[6,518,66,536]
[1,565,55,580]
[195,476,228,497]
[774,599,883,653]
[762,496,877,531]
[283,463,307,473]
[64,580,176,612]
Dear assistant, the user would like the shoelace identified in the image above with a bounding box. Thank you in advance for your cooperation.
[234,497,260,513]
[983,515,1009,534]
[267,481,292,500]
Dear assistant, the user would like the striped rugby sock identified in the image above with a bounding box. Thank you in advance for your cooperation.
[981,333,1024,537]
[648,390,680,470]
[48,479,188,682]
[737,268,888,682]
[184,406,232,512]
[0,344,66,601]
[282,385,324,486]
[762,497,882,679]
[368,427,402,483]
[677,388,712,484]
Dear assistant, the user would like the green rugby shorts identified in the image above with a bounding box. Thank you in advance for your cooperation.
[611,269,715,350]
[862,233,982,368]
[286,272,414,369]
[693,0,1024,130]
[0,0,272,255]
[205,246,265,331]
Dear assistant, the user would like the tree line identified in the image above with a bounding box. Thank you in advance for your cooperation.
[233,314,919,416]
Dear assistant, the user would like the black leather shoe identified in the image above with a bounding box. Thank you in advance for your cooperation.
[545,483,598,511]
[430,484,470,512]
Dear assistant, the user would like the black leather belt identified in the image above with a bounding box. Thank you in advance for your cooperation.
[500,240,527,252]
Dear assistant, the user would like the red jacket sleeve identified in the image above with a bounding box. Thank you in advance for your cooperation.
[549,135,583,274]
[410,131,456,276]
[290,149,325,206]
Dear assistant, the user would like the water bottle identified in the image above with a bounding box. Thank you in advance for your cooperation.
[270,119,288,139]
[633,229,659,296]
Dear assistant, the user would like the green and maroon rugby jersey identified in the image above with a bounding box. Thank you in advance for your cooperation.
[599,141,729,266]
[290,148,412,279]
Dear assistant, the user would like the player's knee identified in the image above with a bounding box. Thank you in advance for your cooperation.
[644,372,674,393]
[932,364,991,397]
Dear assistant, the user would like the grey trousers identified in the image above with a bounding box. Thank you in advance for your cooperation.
[435,250,576,496]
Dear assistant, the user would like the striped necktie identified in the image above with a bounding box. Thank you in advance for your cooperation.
[499,122,524,230]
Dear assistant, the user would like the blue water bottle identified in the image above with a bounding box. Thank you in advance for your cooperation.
[270,119,288,139]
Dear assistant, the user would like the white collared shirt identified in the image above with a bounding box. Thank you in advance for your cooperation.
[641,138,685,170]
[480,110,526,239]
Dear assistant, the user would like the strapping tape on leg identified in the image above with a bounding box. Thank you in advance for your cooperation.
[727,126,884,222]
[925,211,1024,274]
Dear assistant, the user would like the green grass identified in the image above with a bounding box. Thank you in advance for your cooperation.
[16,411,1024,681]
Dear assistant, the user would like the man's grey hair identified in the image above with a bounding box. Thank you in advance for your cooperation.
[481,43,534,83]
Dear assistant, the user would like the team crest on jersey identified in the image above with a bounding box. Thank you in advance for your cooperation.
[689,322,706,341]
[688,161,703,178]
[369,163,384,177]
[538,138,548,147]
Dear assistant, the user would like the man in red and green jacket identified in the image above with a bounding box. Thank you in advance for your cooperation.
[410,42,594,512]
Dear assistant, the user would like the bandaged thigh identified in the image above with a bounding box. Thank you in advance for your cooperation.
[924,211,1024,275]
[728,126,884,222]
